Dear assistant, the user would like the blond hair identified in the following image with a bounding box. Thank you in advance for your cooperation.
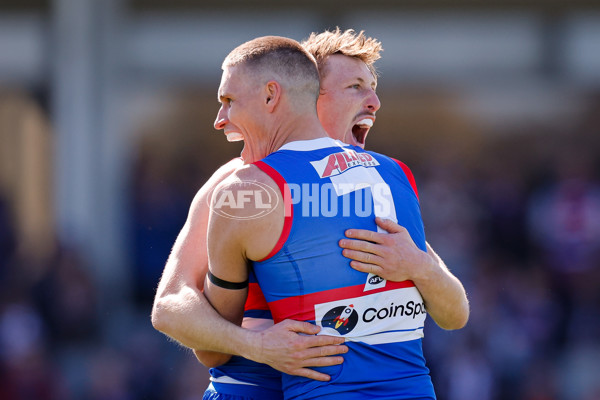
[301,27,383,79]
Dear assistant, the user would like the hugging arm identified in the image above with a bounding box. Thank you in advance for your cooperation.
[203,168,348,381]
[152,159,346,375]
[151,159,244,366]
[340,217,469,330]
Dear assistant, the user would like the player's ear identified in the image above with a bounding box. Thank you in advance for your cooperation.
[264,80,281,112]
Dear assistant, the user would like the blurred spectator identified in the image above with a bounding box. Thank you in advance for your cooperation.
[85,348,132,400]
[32,243,99,346]
[527,144,600,275]
[446,348,494,400]
[0,194,17,275]
[0,302,69,400]
[130,152,192,305]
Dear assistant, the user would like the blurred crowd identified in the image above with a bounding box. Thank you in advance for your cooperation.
[421,126,600,400]
[0,92,599,400]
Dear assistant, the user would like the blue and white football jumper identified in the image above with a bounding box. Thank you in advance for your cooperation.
[252,137,435,400]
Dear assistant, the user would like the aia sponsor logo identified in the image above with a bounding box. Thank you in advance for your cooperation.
[310,149,379,178]
[322,304,359,335]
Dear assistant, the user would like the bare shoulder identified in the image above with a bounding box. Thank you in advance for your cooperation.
[185,158,244,218]
[211,158,245,183]
[209,163,284,261]
[210,164,280,219]
[193,158,244,204]
[231,162,278,186]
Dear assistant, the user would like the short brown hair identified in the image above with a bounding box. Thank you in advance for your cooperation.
[223,36,320,102]
[301,27,383,79]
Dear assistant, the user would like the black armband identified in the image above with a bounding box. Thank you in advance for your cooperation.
[207,270,249,290]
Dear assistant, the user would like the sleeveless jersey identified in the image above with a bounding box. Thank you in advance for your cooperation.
[252,137,435,400]
[207,269,283,399]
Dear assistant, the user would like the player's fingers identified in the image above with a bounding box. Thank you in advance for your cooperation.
[344,228,384,243]
[301,355,345,368]
[374,217,406,234]
[283,319,322,335]
[301,332,346,347]
[301,344,348,359]
[349,260,384,276]
[341,248,384,267]
[290,368,332,382]
[339,238,381,254]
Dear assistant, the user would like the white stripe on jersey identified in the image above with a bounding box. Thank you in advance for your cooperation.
[210,376,259,386]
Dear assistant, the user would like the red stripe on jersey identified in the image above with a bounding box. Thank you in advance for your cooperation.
[244,282,270,311]
[393,159,419,200]
[253,161,293,262]
[268,280,416,323]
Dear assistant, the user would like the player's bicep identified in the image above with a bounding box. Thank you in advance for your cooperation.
[203,204,249,325]
[164,159,242,288]
[157,188,212,296]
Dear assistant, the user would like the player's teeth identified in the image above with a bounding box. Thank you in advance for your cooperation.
[356,118,373,127]
[226,132,244,142]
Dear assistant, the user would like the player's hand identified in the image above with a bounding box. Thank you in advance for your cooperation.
[247,319,348,381]
[339,217,434,282]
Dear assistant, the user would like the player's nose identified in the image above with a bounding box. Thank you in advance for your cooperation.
[367,90,381,113]
[214,108,227,130]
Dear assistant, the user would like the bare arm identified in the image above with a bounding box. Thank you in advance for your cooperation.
[151,161,347,378]
[339,217,469,330]
[152,159,244,365]
[203,166,348,381]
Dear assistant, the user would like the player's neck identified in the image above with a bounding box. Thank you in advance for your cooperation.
[241,112,326,163]
[275,112,328,148]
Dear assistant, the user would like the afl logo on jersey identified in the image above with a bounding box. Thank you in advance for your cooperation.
[209,180,279,220]
[368,275,384,285]
[322,304,359,335]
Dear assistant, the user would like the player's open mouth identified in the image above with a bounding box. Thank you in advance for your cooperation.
[352,118,373,145]
[225,132,244,142]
